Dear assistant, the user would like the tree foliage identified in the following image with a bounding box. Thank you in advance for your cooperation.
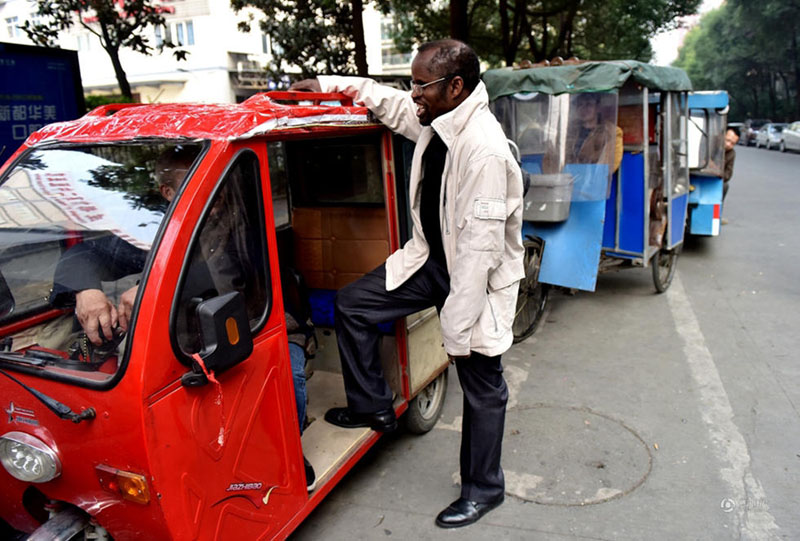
[232,0,699,81]
[674,0,800,121]
[22,0,186,100]
[381,0,701,67]
[232,0,369,80]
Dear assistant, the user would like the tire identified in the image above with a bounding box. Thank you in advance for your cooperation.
[780,141,786,152]
[404,368,448,434]
[652,246,679,293]
[512,239,549,343]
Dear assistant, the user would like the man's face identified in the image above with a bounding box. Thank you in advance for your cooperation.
[410,48,456,126]
[575,97,598,125]
[725,130,739,150]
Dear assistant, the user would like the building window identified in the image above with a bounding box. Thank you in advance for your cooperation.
[382,48,412,66]
[173,20,194,46]
[380,20,394,41]
[5,16,21,39]
[155,24,172,47]
[262,33,269,55]
[76,33,94,51]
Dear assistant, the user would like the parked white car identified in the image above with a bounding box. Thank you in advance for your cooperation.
[754,123,787,149]
[780,121,800,152]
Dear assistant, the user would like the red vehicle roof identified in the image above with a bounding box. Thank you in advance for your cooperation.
[25,92,372,146]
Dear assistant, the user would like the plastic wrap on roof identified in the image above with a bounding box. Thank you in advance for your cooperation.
[24,95,372,146]
[483,60,693,101]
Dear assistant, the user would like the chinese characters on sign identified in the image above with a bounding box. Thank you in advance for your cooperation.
[0,100,58,141]
[0,43,84,163]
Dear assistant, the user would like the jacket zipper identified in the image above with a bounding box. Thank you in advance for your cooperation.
[486,289,498,332]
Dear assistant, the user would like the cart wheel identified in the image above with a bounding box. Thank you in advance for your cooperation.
[652,247,679,293]
[404,368,448,434]
[513,240,549,343]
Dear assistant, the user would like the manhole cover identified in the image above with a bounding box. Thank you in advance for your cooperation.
[502,404,652,506]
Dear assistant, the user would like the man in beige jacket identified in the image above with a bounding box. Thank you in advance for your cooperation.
[292,40,524,528]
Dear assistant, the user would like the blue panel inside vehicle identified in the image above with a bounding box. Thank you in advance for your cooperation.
[521,154,544,175]
[602,152,645,255]
[310,288,394,333]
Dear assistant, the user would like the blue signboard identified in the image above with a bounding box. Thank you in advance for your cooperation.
[0,42,85,164]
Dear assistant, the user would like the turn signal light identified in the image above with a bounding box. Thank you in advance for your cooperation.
[95,464,150,504]
[225,316,240,345]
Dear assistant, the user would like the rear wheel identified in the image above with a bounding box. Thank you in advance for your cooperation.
[652,246,679,293]
[404,368,448,434]
[512,239,549,343]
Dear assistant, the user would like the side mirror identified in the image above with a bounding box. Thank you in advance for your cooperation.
[181,291,253,387]
[0,269,14,320]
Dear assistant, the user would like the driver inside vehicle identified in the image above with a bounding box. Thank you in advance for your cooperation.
[49,146,200,346]
[542,93,622,175]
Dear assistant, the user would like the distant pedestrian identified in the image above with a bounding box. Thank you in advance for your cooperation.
[721,127,739,224]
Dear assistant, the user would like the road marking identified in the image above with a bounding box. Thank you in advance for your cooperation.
[666,274,779,540]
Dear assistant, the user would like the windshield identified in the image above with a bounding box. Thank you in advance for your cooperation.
[491,91,619,201]
[689,109,726,177]
[0,142,202,384]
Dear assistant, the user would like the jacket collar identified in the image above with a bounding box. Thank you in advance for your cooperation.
[431,81,489,148]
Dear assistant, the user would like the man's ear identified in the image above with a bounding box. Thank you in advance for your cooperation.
[159,184,175,202]
[450,76,465,99]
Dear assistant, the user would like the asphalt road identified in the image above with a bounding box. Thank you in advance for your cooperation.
[292,145,799,540]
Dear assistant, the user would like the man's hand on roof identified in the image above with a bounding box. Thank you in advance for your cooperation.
[289,79,321,92]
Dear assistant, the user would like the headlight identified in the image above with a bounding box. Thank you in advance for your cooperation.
[0,431,61,483]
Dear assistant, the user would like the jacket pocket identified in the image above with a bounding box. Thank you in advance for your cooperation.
[469,197,505,252]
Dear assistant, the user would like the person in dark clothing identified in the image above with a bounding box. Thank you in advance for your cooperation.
[50,146,197,345]
[281,266,317,491]
[721,127,739,225]
[50,236,147,345]
[290,40,524,528]
[723,127,739,201]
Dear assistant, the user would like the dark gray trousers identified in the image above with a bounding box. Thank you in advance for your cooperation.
[334,258,508,502]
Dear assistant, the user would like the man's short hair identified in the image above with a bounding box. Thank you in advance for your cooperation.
[726,126,740,139]
[417,39,480,93]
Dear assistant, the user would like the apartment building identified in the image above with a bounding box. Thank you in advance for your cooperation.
[1,0,411,104]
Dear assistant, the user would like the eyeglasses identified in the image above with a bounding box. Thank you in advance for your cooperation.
[410,74,455,94]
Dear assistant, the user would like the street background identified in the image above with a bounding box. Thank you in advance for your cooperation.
[293,145,800,540]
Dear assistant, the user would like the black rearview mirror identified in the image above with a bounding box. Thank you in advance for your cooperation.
[181,291,253,387]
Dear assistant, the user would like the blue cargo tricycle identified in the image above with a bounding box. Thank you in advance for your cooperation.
[484,61,693,341]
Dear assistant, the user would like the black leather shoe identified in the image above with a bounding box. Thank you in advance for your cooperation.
[324,407,398,433]
[435,495,504,528]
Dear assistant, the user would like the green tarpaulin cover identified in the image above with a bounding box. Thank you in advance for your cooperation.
[483,60,692,100]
